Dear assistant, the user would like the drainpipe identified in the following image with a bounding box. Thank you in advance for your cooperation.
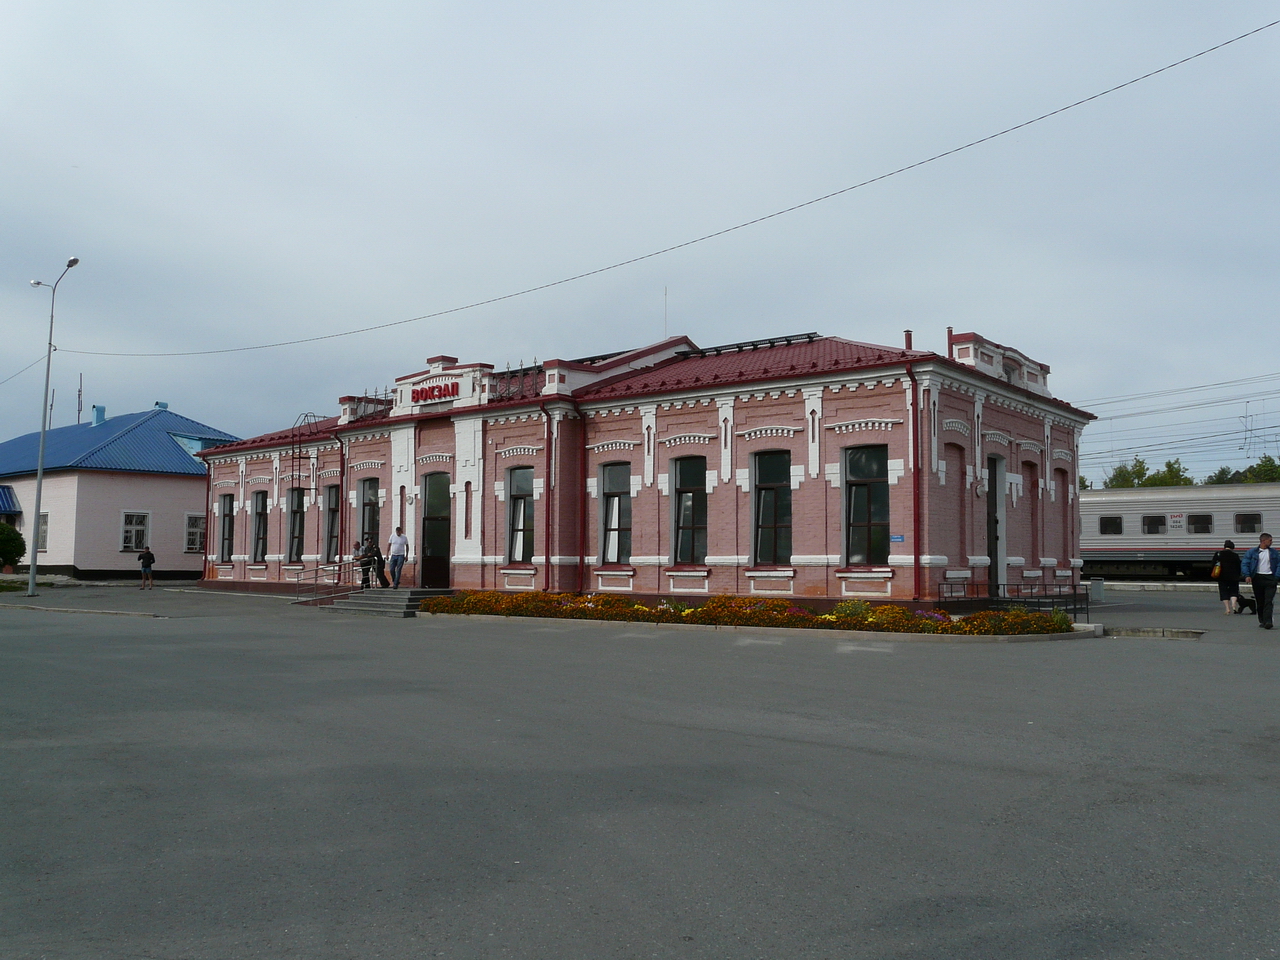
[572,399,588,594]
[540,401,554,592]
[202,458,212,581]
[905,362,922,602]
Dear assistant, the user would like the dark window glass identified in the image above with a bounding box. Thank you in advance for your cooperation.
[1236,513,1262,534]
[755,451,792,565]
[845,445,890,564]
[602,463,632,564]
[324,485,341,563]
[1142,515,1167,535]
[508,467,535,563]
[673,457,707,564]
[252,490,268,562]
[361,478,380,544]
[220,494,235,562]
[287,488,305,563]
[423,473,451,559]
[1099,516,1123,535]
[1187,514,1213,535]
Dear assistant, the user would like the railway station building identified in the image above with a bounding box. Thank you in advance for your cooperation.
[196,329,1093,603]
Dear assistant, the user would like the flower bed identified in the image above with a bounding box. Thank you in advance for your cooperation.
[419,592,1074,636]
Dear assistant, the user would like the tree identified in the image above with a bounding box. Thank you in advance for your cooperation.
[1078,475,1091,490]
[1204,465,1244,485]
[1243,454,1280,483]
[1103,457,1148,488]
[1141,458,1195,487]
[0,522,25,569]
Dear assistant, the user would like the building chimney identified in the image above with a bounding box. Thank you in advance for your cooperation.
[92,405,106,426]
[947,326,954,358]
[903,329,913,351]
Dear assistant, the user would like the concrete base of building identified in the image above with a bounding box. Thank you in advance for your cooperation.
[13,564,202,581]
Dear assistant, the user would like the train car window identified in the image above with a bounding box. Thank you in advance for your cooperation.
[1099,516,1123,535]
[1187,514,1213,534]
[1235,513,1262,534]
[1141,515,1167,535]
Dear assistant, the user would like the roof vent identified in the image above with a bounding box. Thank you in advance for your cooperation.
[154,401,168,410]
[92,405,106,426]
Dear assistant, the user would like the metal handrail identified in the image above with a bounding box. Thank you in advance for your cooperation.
[937,579,1090,621]
[289,557,366,605]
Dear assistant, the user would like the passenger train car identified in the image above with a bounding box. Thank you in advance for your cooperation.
[1080,483,1280,579]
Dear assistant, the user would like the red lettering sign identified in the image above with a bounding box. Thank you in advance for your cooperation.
[410,381,460,403]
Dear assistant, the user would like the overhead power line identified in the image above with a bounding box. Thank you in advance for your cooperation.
[59,17,1280,361]
[0,354,47,389]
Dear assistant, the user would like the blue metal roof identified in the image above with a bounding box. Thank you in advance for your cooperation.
[0,409,239,480]
[0,485,19,513]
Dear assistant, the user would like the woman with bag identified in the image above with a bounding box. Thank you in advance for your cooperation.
[1212,539,1242,615]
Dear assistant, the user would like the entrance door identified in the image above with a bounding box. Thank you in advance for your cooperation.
[421,472,451,589]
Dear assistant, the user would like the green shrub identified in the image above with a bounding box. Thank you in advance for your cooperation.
[0,523,25,568]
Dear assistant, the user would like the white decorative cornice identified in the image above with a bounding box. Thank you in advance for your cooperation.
[587,440,640,453]
[349,460,385,471]
[982,430,1013,446]
[735,425,799,441]
[824,418,902,434]
[1018,441,1043,454]
[497,444,544,459]
[1052,448,1074,462]
[658,433,715,446]
[317,468,341,478]
[212,480,238,487]
[417,453,454,463]
[941,419,971,437]
[245,475,273,485]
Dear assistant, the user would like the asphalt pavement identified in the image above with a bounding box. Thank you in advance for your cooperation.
[1,587,1277,958]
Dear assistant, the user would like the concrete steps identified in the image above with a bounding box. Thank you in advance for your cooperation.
[321,588,450,618]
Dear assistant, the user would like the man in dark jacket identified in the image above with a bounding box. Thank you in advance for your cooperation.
[1241,533,1280,629]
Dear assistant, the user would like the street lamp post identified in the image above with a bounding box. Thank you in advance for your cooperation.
[26,257,80,597]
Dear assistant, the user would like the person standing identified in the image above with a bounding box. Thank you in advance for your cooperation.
[138,546,155,590]
[356,540,372,590]
[1212,539,1242,615]
[1241,533,1280,629]
[387,526,409,589]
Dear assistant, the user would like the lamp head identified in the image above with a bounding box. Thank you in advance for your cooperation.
[66,257,79,268]
[29,280,42,288]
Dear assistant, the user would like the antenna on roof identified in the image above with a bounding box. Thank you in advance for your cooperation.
[76,374,83,424]
[664,287,668,340]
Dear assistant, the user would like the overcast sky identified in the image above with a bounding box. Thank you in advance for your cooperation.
[2,2,1276,484]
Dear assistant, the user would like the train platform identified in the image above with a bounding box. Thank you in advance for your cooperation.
[1088,589,1276,644]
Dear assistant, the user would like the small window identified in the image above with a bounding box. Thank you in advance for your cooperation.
[508,467,535,563]
[1142,515,1167,535]
[252,491,268,562]
[1099,516,1123,535]
[672,457,708,565]
[601,463,632,564]
[1236,513,1262,534]
[185,515,207,553]
[1187,514,1213,535]
[122,513,149,551]
[219,494,235,562]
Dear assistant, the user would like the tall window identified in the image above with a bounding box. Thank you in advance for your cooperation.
[122,513,149,551]
[360,478,380,544]
[601,463,632,564]
[37,512,49,552]
[673,456,707,565]
[508,467,535,563]
[845,445,889,565]
[754,451,792,565]
[219,494,234,562]
[252,490,268,562]
[185,515,207,553]
[287,488,305,563]
[324,485,341,562]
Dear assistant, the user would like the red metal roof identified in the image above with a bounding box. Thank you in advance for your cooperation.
[575,337,928,401]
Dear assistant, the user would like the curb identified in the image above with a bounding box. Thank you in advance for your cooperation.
[0,604,165,618]
[415,612,1087,644]
[1104,627,1205,640]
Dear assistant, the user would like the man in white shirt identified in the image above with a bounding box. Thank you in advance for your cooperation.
[387,526,409,589]
[1242,533,1280,629]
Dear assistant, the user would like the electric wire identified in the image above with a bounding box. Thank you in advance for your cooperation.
[57,17,1280,361]
[0,354,47,388]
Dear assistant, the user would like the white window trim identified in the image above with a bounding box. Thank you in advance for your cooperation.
[121,510,151,552]
[184,512,208,554]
